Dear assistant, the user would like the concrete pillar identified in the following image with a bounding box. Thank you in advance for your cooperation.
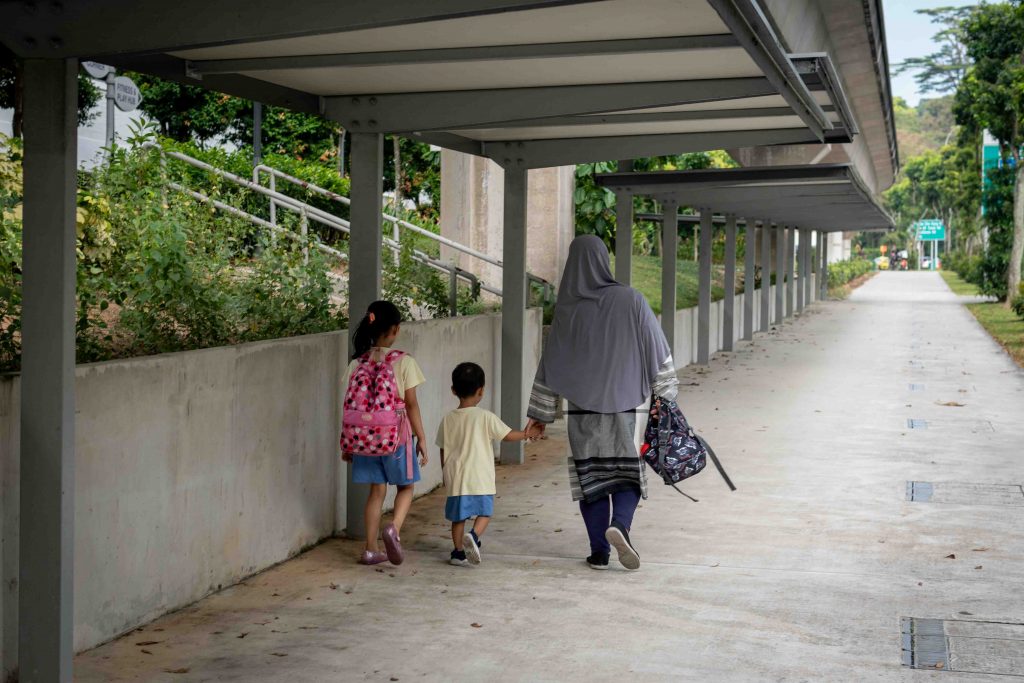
[661,201,678,352]
[743,220,756,340]
[812,231,821,303]
[345,132,384,538]
[697,210,713,364]
[722,215,737,351]
[821,234,830,300]
[500,166,528,465]
[785,227,795,318]
[774,226,784,324]
[20,58,78,683]
[796,229,805,313]
[760,224,770,332]
[439,152,574,290]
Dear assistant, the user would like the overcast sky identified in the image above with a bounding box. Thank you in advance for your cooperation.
[884,0,976,106]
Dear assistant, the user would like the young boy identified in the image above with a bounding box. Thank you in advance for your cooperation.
[436,362,538,566]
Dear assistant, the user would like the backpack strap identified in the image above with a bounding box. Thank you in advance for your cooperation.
[696,435,737,491]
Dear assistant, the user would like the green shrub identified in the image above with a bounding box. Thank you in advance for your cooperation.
[1012,284,1024,320]
[827,259,873,288]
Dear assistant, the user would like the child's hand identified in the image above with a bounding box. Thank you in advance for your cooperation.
[341,452,352,463]
[417,440,428,466]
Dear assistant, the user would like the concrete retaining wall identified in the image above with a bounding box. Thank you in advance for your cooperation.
[0,309,541,669]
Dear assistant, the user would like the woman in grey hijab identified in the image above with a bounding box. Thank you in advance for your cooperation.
[527,235,678,570]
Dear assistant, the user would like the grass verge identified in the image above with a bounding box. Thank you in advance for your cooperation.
[965,302,1024,368]
[828,271,876,300]
[614,254,734,315]
[940,270,981,296]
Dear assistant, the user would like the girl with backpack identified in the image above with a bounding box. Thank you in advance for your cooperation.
[341,301,428,566]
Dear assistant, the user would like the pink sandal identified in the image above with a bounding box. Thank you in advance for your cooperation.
[358,550,388,565]
[381,523,404,565]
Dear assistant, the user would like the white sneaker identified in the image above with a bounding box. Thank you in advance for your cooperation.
[463,532,482,565]
[605,523,640,570]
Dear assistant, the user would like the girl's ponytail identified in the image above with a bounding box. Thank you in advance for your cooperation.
[351,300,403,359]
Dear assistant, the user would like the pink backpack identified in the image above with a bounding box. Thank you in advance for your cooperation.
[340,350,414,478]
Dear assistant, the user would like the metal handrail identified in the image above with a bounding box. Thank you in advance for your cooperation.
[147,143,554,307]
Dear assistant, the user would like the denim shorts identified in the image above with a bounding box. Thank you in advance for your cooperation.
[351,443,420,486]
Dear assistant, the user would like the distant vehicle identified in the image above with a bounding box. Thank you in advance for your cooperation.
[922,258,932,269]
[874,256,889,270]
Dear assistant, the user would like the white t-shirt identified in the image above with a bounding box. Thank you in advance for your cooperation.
[435,407,512,497]
[344,347,425,397]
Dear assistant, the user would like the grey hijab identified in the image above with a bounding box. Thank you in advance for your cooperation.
[539,235,671,413]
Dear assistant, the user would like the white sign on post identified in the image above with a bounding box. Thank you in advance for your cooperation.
[113,76,142,112]
[82,61,114,80]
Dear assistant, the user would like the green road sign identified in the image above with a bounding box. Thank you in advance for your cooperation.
[914,219,946,241]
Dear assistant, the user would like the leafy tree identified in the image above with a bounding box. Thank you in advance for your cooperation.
[0,45,102,138]
[129,73,246,145]
[894,6,975,95]
[954,0,1024,303]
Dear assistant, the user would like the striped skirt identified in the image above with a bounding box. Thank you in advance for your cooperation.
[566,402,648,503]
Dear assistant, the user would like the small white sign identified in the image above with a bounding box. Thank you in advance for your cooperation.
[113,76,142,112]
[82,61,114,80]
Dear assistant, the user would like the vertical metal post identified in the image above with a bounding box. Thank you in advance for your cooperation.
[104,70,116,150]
[345,132,384,539]
[300,208,309,265]
[614,159,633,285]
[802,229,812,307]
[812,230,820,303]
[449,266,459,318]
[722,214,737,351]
[20,58,78,683]
[253,101,263,166]
[774,226,784,324]
[269,175,277,229]
[760,223,770,332]
[697,210,712,364]
[743,219,755,340]
[661,201,678,353]
[785,227,795,318]
[821,234,829,300]
[500,166,529,465]
[796,229,805,313]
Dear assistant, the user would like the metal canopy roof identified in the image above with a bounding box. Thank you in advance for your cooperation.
[1,0,858,169]
[595,164,893,232]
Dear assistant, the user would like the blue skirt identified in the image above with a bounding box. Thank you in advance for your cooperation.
[351,444,420,486]
[445,495,494,522]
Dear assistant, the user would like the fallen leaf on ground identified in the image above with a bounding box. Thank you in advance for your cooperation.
[972,547,988,552]
[935,662,945,670]
[271,592,280,597]
[471,623,483,628]
[270,653,288,657]
[136,640,161,646]
[141,649,153,655]
[329,582,339,590]
[974,565,983,570]
[165,669,190,675]
[936,400,965,407]
[945,554,956,560]
[237,633,249,639]
[553,529,563,533]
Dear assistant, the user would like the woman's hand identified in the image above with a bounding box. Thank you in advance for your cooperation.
[417,440,428,466]
[341,452,352,463]
[526,418,547,441]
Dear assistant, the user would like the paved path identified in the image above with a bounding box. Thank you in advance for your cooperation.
[77,272,1024,682]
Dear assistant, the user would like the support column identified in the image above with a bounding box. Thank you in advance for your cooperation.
[722,214,737,351]
[660,201,678,353]
[796,230,805,313]
[345,132,384,538]
[743,219,756,340]
[697,210,713,364]
[811,231,820,303]
[785,227,795,318]
[774,226,784,324]
[820,234,829,300]
[614,159,633,285]
[760,222,770,332]
[803,229,813,308]
[20,58,78,683]
[500,166,528,465]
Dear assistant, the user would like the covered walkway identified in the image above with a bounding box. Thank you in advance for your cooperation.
[76,272,1024,681]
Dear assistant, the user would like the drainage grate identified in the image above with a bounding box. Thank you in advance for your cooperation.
[906,481,934,501]
[901,618,1024,676]
[908,419,928,429]
[909,383,926,391]
[905,481,1024,506]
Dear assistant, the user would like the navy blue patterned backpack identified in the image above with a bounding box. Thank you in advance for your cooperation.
[641,398,736,501]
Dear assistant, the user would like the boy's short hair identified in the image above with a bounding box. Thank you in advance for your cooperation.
[452,362,486,398]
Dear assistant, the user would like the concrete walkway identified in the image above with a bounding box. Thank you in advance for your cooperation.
[77,272,1024,682]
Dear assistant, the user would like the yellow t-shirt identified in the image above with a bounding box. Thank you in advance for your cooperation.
[435,407,512,497]
[345,347,425,397]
